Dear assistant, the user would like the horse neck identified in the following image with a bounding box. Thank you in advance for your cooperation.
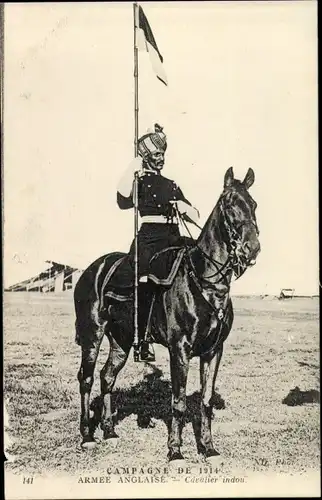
[196,202,232,286]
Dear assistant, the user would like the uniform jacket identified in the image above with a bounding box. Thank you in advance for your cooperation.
[117,172,191,218]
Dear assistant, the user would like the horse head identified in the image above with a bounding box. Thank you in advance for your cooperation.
[220,166,261,278]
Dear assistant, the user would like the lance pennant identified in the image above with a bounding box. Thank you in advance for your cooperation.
[135,4,168,85]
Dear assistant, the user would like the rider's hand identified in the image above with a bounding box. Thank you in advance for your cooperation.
[169,199,187,215]
[129,156,143,175]
[118,157,143,197]
[170,200,200,224]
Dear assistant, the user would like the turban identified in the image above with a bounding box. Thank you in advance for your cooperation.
[138,123,167,158]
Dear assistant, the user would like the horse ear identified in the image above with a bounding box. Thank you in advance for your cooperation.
[243,168,255,189]
[224,167,234,188]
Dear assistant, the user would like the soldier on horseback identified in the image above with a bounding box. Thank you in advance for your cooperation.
[117,124,200,361]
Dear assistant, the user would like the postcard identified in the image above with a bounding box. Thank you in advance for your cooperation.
[3,1,319,498]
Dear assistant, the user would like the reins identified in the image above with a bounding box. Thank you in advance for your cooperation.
[144,182,235,286]
[174,199,258,286]
[179,214,233,287]
[173,202,236,287]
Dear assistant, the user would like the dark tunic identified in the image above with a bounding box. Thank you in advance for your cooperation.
[117,172,192,275]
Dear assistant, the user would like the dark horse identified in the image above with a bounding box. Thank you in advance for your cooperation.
[74,167,260,461]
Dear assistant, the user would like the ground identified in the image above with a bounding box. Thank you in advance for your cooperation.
[3,292,320,479]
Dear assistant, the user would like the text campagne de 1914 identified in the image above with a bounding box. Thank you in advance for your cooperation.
[77,466,246,484]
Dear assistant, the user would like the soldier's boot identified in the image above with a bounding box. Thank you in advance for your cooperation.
[140,341,155,362]
[135,282,156,363]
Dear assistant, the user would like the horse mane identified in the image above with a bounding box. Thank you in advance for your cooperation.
[196,178,247,247]
[196,193,226,247]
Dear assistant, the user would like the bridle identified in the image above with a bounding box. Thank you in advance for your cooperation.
[175,197,258,287]
[220,199,259,248]
[219,199,259,279]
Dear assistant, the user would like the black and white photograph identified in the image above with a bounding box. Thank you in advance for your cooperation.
[3,1,319,498]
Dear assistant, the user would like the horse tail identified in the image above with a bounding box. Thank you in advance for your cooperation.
[73,252,125,347]
[73,256,106,347]
[74,295,98,347]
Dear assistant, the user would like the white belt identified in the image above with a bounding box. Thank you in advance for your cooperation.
[141,215,178,224]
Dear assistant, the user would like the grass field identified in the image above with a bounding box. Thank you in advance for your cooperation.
[3,292,320,478]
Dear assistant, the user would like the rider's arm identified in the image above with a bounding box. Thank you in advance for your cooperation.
[173,187,200,225]
[117,157,142,210]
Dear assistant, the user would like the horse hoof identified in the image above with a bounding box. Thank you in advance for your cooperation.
[168,451,185,464]
[103,430,119,441]
[81,440,97,450]
[137,415,155,428]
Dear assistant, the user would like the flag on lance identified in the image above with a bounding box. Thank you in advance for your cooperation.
[135,4,168,85]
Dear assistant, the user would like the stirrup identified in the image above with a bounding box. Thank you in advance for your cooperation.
[133,342,155,363]
[141,342,155,362]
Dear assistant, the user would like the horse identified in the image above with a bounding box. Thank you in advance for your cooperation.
[74,166,260,462]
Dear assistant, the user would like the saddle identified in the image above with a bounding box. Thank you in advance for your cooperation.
[103,246,188,303]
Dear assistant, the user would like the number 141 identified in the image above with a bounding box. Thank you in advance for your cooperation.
[23,477,33,484]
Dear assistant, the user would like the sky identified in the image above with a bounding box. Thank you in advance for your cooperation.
[3,1,319,295]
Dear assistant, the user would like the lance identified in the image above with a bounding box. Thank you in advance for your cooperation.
[133,1,140,361]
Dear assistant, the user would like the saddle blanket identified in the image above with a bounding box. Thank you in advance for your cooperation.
[103,246,187,302]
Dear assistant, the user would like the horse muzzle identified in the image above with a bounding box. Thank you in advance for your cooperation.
[238,239,261,268]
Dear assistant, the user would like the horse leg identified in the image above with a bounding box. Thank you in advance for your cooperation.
[198,346,223,458]
[167,347,190,462]
[77,325,105,448]
[100,336,130,440]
